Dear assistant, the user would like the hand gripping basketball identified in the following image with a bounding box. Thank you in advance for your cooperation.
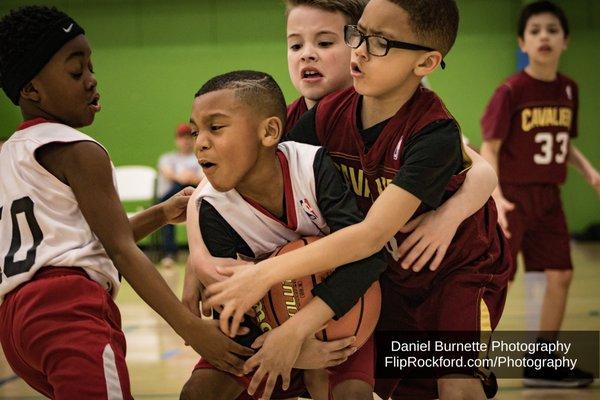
[251,236,381,349]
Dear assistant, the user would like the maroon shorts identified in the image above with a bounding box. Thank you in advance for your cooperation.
[194,358,308,399]
[193,334,375,399]
[0,267,131,400]
[502,183,572,280]
[375,268,508,400]
[329,334,375,390]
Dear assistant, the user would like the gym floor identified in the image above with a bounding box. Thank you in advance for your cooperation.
[1,243,599,399]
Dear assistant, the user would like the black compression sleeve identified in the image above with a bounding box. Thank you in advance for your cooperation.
[310,148,387,318]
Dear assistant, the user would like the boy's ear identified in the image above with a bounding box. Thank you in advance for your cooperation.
[260,116,283,147]
[518,36,526,52]
[20,81,41,103]
[414,51,443,77]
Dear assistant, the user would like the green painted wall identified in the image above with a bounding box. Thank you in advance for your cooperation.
[1,0,598,231]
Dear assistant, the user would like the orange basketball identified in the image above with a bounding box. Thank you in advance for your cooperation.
[251,237,381,349]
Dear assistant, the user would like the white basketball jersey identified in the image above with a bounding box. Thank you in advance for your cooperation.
[197,142,331,257]
[0,120,120,302]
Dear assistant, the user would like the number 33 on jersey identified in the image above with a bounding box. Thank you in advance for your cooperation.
[481,70,578,185]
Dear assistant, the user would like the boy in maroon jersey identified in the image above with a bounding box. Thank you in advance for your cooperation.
[480,1,598,388]
[284,0,366,132]
[205,1,511,399]
[184,1,502,399]
[186,0,498,309]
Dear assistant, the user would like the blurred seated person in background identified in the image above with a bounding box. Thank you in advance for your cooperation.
[157,123,204,266]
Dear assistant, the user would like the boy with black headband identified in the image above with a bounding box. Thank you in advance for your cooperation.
[0,6,253,399]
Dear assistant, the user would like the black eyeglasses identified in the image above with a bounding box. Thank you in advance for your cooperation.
[344,25,446,70]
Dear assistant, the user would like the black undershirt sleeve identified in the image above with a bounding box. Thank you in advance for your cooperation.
[284,107,320,145]
[392,120,463,209]
[310,148,388,319]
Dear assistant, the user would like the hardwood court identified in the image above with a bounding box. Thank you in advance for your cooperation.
[1,243,599,399]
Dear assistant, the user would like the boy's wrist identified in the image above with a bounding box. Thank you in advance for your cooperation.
[281,315,314,340]
[437,202,464,228]
[258,260,283,287]
[172,308,204,339]
[154,203,169,226]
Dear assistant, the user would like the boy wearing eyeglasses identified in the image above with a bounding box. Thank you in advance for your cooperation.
[204,1,512,399]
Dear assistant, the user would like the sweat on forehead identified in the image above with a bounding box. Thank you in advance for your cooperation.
[194,70,287,124]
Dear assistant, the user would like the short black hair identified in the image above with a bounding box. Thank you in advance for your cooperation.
[195,71,287,125]
[285,0,368,25]
[389,0,459,56]
[0,6,72,99]
[518,1,569,38]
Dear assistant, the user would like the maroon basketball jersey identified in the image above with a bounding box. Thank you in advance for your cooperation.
[315,87,509,292]
[285,97,309,134]
[481,71,578,185]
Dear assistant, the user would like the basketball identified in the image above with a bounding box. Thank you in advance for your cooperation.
[251,237,381,349]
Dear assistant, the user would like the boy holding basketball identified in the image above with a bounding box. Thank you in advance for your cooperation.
[0,6,254,399]
[480,0,597,388]
[185,0,367,291]
[205,1,512,399]
[180,70,387,400]
[185,0,498,295]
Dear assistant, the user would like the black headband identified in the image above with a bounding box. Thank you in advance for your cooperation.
[1,16,85,105]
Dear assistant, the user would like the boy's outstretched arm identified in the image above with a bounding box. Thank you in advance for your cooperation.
[206,120,462,336]
[37,141,253,374]
[480,139,515,237]
[397,145,498,271]
[208,184,421,336]
[568,143,600,197]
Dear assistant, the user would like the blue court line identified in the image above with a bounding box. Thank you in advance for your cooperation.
[0,373,19,386]
[160,349,182,360]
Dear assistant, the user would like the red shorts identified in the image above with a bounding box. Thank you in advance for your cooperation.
[375,268,508,400]
[193,335,376,399]
[194,358,308,399]
[503,183,572,280]
[0,267,131,400]
[328,334,375,390]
